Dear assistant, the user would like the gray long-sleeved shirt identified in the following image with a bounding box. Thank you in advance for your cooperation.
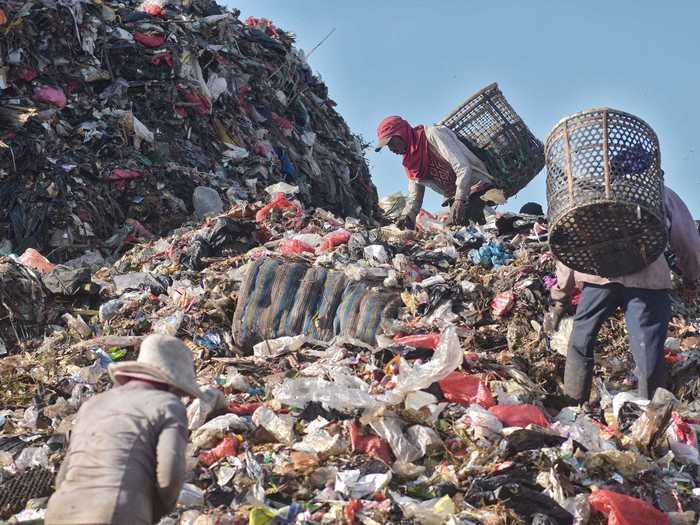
[402,125,494,220]
[45,382,187,525]
[551,186,700,303]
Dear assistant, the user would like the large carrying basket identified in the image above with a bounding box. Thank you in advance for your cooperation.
[438,83,544,197]
[545,108,667,277]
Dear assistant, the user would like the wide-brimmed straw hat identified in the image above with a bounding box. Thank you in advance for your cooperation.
[108,334,204,399]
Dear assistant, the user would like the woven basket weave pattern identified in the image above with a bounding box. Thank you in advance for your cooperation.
[545,108,667,277]
[439,83,544,197]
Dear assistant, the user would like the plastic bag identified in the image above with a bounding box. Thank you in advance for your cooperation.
[273,376,382,411]
[393,333,440,350]
[490,404,549,428]
[550,316,574,356]
[33,86,67,108]
[364,244,389,265]
[346,421,392,464]
[277,239,314,256]
[415,210,447,233]
[318,229,351,252]
[19,248,55,273]
[227,402,263,415]
[491,291,515,317]
[335,469,392,499]
[253,335,307,358]
[255,192,303,223]
[367,413,422,463]
[252,406,296,444]
[667,411,700,465]
[391,326,463,397]
[439,372,495,408]
[588,489,669,525]
[187,385,225,430]
[152,311,184,337]
[198,436,239,466]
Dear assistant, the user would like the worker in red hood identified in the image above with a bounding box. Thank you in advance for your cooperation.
[375,115,496,229]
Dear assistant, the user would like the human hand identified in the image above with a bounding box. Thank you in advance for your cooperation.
[450,199,469,226]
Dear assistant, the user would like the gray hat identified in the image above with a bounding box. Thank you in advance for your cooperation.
[108,334,204,399]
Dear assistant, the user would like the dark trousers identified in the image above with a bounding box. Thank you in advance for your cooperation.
[564,283,671,403]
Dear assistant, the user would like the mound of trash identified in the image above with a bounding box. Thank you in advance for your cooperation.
[2,1,700,525]
[0,0,378,263]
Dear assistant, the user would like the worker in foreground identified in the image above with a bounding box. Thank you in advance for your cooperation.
[375,115,496,228]
[45,334,203,525]
[544,186,700,403]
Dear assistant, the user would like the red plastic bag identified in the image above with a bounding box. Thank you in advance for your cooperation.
[107,168,144,182]
[278,239,314,256]
[33,86,67,108]
[227,402,263,416]
[439,372,495,408]
[491,291,515,317]
[393,333,441,350]
[134,32,165,48]
[672,412,698,447]
[589,490,669,525]
[178,87,211,115]
[489,404,549,428]
[346,421,392,464]
[19,248,55,273]
[198,436,239,466]
[255,192,303,223]
[318,229,351,252]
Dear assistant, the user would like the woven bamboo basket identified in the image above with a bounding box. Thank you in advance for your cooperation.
[438,83,544,197]
[545,108,667,277]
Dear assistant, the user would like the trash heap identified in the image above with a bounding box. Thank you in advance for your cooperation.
[2,2,700,525]
[0,0,378,263]
[1,184,700,524]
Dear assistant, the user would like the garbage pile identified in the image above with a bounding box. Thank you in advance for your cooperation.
[1,179,700,524]
[2,2,700,524]
[0,0,378,264]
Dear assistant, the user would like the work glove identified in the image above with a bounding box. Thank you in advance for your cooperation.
[450,199,470,226]
[395,214,416,230]
[543,302,567,334]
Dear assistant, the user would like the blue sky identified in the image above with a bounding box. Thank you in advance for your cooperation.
[230,1,700,217]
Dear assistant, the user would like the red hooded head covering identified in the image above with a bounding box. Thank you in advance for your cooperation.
[376,116,430,181]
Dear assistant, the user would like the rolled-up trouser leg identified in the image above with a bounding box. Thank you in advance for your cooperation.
[564,284,621,403]
[622,287,672,400]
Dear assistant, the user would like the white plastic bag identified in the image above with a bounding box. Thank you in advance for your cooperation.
[392,326,462,396]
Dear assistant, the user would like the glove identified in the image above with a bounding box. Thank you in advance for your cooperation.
[450,199,469,226]
[543,302,566,334]
[396,214,416,230]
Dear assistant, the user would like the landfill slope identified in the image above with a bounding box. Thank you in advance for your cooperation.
[0,0,378,261]
[2,1,700,524]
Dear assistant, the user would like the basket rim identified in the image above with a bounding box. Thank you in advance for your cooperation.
[544,107,659,152]
[437,82,499,125]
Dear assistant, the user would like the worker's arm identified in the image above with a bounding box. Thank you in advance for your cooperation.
[401,179,425,221]
[665,188,700,285]
[154,401,188,520]
[428,126,473,203]
[550,261,576,304]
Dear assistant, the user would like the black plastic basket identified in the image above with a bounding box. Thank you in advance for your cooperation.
[439,83,544,197]
[545,108,667,277]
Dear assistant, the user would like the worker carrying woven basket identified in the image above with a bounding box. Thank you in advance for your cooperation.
[544,185,700,404]
[375,115,497,228]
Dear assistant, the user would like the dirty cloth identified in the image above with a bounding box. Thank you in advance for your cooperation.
[402,126,494,220]
[45,383,187,525]
[552,186,700,303]
[564,283,671,403]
